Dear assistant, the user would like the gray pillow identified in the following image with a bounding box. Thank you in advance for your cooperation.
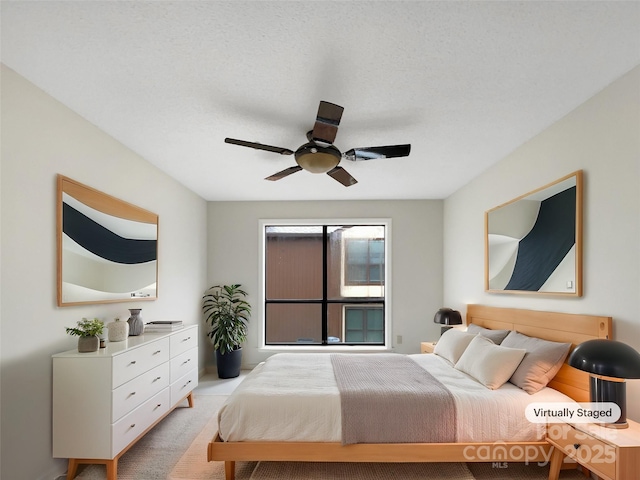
[466,323,510,345]
[501,331,571,394]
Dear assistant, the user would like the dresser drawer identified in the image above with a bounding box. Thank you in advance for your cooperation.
[547,423,616,480]
[112,362,170,422]
[170,368,198,405]
[112,388,170,456]
[170,347,197,383]
[170,328,198,357]
[112,338,170,387]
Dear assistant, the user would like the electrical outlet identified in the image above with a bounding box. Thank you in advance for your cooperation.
[396,335,403,344]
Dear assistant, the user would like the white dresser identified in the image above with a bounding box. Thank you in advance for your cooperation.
[53,325,199,480]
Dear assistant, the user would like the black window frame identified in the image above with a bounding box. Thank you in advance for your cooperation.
[263,223,386,347]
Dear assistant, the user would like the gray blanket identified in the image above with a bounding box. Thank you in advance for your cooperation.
[331,353,457,445]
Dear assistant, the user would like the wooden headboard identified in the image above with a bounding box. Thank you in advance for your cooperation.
[466,304,612,402]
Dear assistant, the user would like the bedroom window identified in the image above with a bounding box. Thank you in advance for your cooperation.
[262,221,389,347]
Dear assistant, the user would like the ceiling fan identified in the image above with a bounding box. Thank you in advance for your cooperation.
[224,101,411,187]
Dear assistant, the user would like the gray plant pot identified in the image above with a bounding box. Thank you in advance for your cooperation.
[78,335,99,353]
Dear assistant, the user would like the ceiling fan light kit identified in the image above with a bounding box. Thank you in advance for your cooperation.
[224,101,411,187]
[294,143,341,174]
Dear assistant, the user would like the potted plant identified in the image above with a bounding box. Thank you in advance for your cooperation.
[203,284,251,378]
[65,318,105,352]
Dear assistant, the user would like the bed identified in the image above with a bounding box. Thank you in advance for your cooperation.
[208,304,612,480]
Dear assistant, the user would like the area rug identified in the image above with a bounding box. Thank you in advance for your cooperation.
[249,461,474,479]
[468,461,588,479]
[74,394,229,480]
[168,408,256,480]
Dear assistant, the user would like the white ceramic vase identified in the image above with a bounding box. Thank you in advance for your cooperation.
[107,318,129,342]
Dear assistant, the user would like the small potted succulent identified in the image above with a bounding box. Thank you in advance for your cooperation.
[66,318,105,352]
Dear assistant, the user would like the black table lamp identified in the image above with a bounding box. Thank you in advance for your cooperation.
[433,308,462,336]
[568,339,640,428]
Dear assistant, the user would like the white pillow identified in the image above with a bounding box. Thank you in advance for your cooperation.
[455,335,527,390]
[433,329,476,364]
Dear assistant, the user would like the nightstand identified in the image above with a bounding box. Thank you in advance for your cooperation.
[546,419,640,480]
[420,341,436,353]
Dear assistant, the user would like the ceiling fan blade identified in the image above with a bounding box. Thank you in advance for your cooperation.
[343,144,411,161]
[225,138,294,155]
[327,166,358,187]
[311,101,344,144]
[265,165,303,181]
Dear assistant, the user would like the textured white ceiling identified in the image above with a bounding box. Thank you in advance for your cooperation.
[2,1,639,201]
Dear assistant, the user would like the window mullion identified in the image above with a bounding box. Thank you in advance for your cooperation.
[321,225,328,345]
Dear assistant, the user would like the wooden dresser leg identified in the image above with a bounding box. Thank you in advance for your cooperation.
[548,447,564,480]
[66,459,80,480]
[225,460,236,480]
[105,458,117,480]
[187,392,194,408]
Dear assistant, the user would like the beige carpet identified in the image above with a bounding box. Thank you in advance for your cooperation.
[75,393,589,480]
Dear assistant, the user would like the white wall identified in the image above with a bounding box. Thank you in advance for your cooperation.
[0,65,208,480]
[206,200,444,369]
[443,66,640,421]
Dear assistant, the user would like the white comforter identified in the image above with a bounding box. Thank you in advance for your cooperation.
[218,352,572,443]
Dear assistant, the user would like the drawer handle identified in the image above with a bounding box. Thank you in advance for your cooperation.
[181,337,191,342]
[130,424,136,429]
[183,380,192,388]
[130,392,136,396]
[153,350,161,355]
[573,443,581,450]
[153,376,161,382]
[130,360,137,365]
[182,359,191,365]
[156,403,162,408]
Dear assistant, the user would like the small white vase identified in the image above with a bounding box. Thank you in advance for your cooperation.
[107,318,129,342]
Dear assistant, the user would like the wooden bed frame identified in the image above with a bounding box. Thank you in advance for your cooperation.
[208,305,612,480]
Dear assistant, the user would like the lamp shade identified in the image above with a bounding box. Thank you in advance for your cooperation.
[433,308,462,326]
[568,339,640,379]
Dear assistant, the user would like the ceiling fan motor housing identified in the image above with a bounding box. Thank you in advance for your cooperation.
[294,142,342,174]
